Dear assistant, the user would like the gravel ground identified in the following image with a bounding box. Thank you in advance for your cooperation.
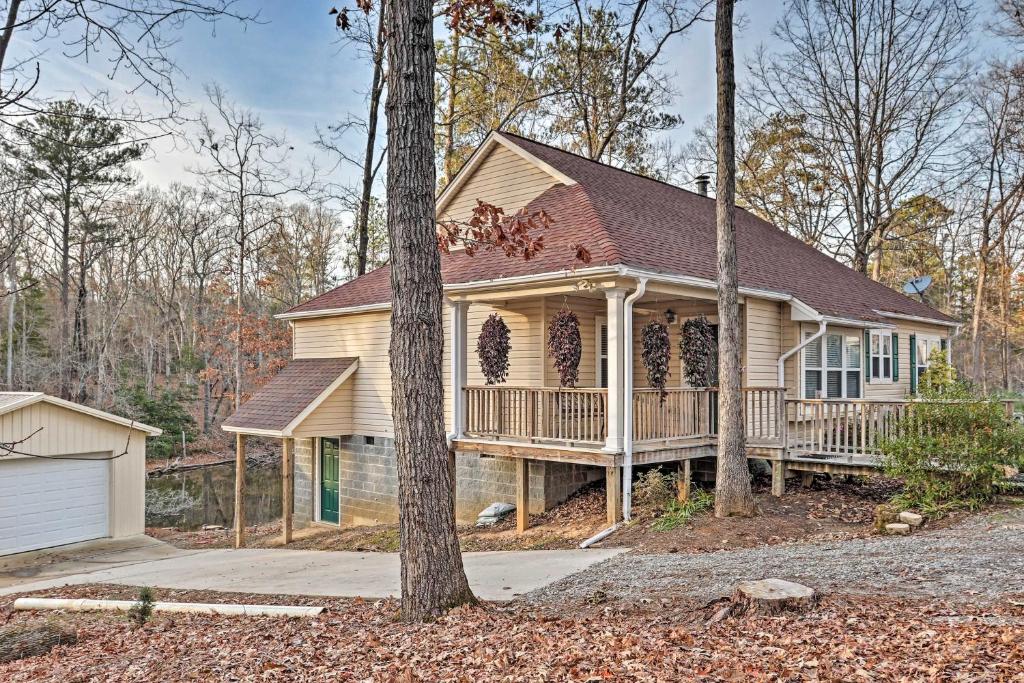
[528,506,1024,604]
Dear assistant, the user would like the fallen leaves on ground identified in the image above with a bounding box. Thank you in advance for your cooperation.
[2,584,1022,682]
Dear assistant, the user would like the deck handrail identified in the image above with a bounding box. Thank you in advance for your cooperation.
[463,386,608,445]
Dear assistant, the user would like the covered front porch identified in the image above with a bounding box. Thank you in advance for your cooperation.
[443,272,930,530]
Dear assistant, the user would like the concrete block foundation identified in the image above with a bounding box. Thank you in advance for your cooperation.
[292,435,602,527]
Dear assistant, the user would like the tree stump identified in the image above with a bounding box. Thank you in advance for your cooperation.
[729,579,817,616]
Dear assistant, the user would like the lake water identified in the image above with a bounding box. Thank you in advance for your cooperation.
[146,462,282,530]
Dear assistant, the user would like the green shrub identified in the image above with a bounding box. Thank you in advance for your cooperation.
[651,489,714,531]
[880,361,1024,515]
[127,587,155,627]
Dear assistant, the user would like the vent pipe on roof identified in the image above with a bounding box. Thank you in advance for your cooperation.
[695,174,710,196]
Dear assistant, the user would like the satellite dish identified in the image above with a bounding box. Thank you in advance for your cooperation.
[903,275,933,300]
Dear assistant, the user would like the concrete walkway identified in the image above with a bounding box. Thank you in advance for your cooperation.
[1,543,625,601]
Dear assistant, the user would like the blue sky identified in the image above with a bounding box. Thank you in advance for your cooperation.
[7,2,800,189]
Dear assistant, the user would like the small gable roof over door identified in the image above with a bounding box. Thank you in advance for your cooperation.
[222,357,358,437]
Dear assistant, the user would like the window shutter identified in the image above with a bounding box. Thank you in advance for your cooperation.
[909,334,917,395]
[864,330,871,384]
[891,333,899,381]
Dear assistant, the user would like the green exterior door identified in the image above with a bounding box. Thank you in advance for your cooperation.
[319,438,340,524]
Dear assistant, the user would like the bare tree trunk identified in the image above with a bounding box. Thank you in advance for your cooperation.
[59,190,72,399]
[714,0,755,518]
[5,259,15,389]
[234,216,245,411]
[385,0,476,622]
[442,29,461,184]
[971,250,987,383]
[356,8,387,276]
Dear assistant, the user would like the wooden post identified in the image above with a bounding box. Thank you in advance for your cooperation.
[677,459,691,502]
[516,458,530,533]
[606,465,622,525]
[771,460,786,497]
[233,433,247,549]
[281,437,293,545]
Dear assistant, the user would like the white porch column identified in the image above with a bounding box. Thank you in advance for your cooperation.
[604,288,626,452]
[449,300,469,438]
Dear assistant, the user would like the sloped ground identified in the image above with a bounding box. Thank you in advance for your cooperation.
[1,583,1022,681]
[150,475,908,553]
[530,505,1024,605]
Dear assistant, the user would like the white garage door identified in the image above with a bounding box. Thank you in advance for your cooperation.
[0,457,110,556]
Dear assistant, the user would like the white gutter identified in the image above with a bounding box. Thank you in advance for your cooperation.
[872,310,961,329]
[622,277,648,522]
[581,275,647,547]
[777,319,827,388]
[13,597,324,618]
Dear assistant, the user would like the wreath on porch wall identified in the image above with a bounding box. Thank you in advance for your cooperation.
[547,308,582,387]
[476,313,511,385]
[641,320,671,401]
[681,315,717,387]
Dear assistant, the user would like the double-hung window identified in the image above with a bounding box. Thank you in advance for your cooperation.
[803,332,862,399]
[869,330,894,383]
[915,336,942,384]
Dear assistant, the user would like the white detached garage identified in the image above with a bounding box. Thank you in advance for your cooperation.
[0,392,161,556]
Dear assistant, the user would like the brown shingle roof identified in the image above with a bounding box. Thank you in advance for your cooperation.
[222,358,356,434]
[285,133,955,325]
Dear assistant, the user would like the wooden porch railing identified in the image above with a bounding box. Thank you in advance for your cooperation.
[786,398,1019,458]
[786,399,909,457]
[632,388,715,442]
[631,386,786,444]
[463,386,608,445]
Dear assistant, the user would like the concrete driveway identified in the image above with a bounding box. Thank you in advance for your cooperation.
[1,539,624,601]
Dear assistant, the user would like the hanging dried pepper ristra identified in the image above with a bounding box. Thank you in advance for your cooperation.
[641,320,672,401]
[476,313,511,385]
[547,308,582,388]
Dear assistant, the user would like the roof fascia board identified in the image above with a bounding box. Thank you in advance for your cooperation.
[0,392,45,417]
[490,132,577,188]
[873,310,960,329]
[31,394,162,435]
[221,425,286,438]
[282,360,360,437]
[435,132,577,218]
[276,302,391,321]
[821,315,895,330]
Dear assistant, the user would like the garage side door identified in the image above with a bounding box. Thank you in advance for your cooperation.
[0,457,110,556]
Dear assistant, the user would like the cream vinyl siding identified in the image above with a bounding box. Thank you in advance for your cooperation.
[293,311,393,438]
[291,382,353,437]
[786,321,951,400]
[438,144,558,225]
[863,321,950,400]
[0,401,148,541]
[744,297,783,387]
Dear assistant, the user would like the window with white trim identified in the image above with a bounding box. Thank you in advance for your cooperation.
[915,336,942,384]
[803,332,862,399]
[869,330,893,382]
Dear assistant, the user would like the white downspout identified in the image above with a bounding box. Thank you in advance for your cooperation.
[777,319,826,389]
[580,276,647,547]
[621,277,647,522]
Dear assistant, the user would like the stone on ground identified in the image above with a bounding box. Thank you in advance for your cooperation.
[885,523,911,535]
[476,502,516,527]
[898,512,924,527]
[729,578,817,616]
